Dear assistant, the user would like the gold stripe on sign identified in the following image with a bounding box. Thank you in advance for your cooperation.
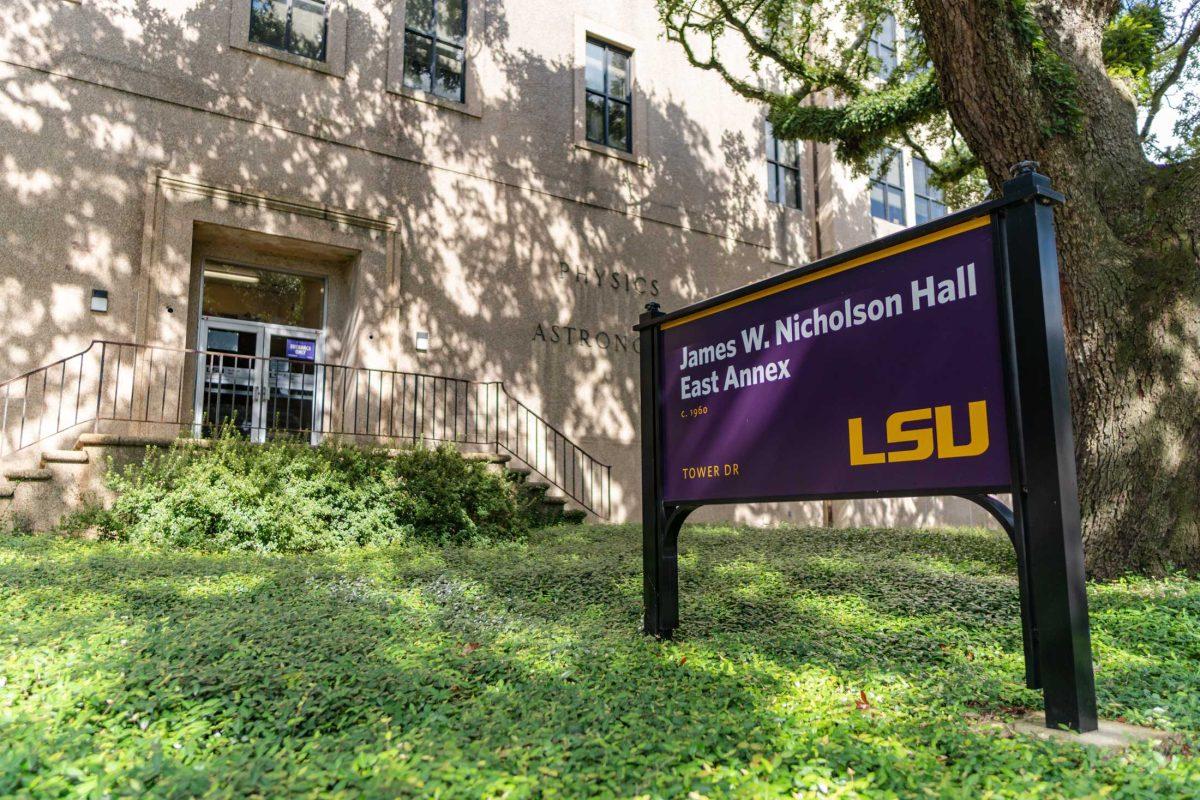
[662,215,991,331]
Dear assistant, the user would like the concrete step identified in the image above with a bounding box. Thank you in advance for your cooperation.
[4,468,53,483]
[75,433,181,449]
[0,483,14,499]
[462,451,512,465]
[42,449,89,465]
[517,481,550,498]
[560,509,587,525]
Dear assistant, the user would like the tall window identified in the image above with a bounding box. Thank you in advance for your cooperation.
[403,0,467,102]
[913,157,947,224]
[765,121,801,209]
[868,14,897,79]
[249,0,328,61]
[585,39,632,152]
[869,148,905,225]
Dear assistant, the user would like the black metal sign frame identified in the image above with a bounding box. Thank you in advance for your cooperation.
[635,168,1098,732]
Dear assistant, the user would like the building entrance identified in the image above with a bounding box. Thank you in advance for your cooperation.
[194,262,327,443]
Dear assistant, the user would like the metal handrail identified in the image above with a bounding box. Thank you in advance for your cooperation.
[0,340,611,518]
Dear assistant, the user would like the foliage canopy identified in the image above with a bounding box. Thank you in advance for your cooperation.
[657,0,1200,188]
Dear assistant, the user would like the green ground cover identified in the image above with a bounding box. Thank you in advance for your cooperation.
[1,525,1197,798]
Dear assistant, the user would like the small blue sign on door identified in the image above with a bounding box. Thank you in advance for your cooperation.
[286,338,316,361]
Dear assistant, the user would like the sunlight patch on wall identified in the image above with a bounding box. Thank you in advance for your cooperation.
[67,227,132,281]
[0,276,45,341]
[84,115,139,156]
[0,82,44,134]
[50,284,84,328]
[437,247,484,319]
[23,79,71,113]
[2,155,59,202]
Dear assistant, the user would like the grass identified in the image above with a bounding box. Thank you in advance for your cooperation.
[1,524,1198,798]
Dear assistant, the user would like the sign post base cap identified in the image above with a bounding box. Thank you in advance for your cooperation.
[1011,711,1171,747]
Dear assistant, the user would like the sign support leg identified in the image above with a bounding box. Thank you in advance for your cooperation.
[640,302,672,637]
[999,169,1097,732]
[958,493,1040,690]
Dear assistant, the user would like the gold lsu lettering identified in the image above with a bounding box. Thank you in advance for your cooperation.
[848,400,990,465]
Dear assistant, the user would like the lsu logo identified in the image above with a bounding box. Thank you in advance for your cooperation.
[849,400,990,465]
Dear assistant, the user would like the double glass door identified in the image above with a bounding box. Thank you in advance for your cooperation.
[196,318,324,443]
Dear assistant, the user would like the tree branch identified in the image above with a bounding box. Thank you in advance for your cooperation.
[1141,17,1200,140]
[769,69,944,159]
[661,2,780,103]
[1165,0,1200,51]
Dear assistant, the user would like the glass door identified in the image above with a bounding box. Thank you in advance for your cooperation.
[261,329,321,441]
[195,319,324,443]
[196,320,264,440]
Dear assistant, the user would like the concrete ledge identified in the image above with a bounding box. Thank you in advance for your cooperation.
[0,483,14,499]
[380,447,510,465]
[42,449,90,464]
[75,433,180,449]
[461,452,512,465]
[1012,712,1173,749]
[4,469,53,482]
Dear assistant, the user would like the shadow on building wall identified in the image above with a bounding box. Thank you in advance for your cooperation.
[0,0,997,529]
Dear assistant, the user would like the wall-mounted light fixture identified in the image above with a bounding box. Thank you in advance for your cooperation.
[415,331,430,352]
[90,289,109,313]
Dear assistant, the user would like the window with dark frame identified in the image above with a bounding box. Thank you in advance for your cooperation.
[867,13,897,79]
[585,38,632,152]
[249,0,328,62]
[869,148,905,225]
[913,157,948,224]
[765,121,802,209]
[402,0,467,103]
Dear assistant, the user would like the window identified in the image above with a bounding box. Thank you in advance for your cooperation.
[585,39,632,152]
[868,13,897,79]
[869,148,905,225]
[249,0,328,61]
[913,157,947,224]
[765,121,802,209]
[202,264,325,329]
[402,0,467,103]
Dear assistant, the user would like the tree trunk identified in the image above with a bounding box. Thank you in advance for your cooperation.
[915,0,1200,576]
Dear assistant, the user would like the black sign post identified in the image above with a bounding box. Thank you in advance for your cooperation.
[636,166,1098,732]
[996,168,1097,731]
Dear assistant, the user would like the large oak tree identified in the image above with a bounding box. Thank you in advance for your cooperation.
[658,0,1200,576]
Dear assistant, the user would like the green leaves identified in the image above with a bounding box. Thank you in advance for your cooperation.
[769,69,942,161]
[90,435,535,552]
[1,526,1199,797]
[1104,3,1169,86]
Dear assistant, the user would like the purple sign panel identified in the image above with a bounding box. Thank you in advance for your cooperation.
[286,338,316,361]
[660,218,1011,503]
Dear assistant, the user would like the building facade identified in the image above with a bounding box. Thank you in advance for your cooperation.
[0,0,992,527]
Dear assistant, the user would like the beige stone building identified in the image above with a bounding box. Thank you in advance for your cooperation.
[0,0,994,528]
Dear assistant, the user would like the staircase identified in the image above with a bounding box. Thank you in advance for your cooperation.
[0,341,610,531]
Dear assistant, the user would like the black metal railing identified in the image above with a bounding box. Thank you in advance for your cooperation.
[0,340,612,518]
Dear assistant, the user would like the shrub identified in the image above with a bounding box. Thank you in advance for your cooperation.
[95,431,528,552]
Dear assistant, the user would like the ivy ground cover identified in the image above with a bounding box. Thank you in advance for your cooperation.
[1,525,1198,798]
